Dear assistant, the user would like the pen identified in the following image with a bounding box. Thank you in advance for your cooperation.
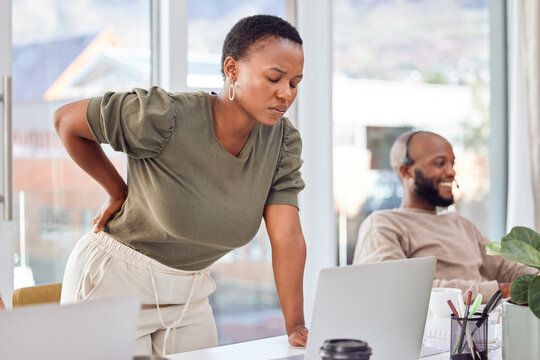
[465,323,477,360]
[452,290,472,355]
[475,290,502,329]
[468,289,503,340]
[458,294,482,359]
[464,294,482,358]
[448,299,482,357]
[457,293,466,318]
[447,299,462,325]
[468,294,483,318]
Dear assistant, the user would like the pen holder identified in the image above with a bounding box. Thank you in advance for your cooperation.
[450,313,488,360]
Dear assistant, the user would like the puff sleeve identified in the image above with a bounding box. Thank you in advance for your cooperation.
[265,118,305,208]
[85,86,175,159]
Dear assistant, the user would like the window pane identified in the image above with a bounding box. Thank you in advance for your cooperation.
[187,0,289,345]
[333,0,490,263]
[187,0,287,89]
[12,0,151,287]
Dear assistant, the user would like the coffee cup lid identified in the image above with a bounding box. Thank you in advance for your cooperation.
[320,338,372,354]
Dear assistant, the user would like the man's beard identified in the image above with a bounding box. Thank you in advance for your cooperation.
[413,169,454,207]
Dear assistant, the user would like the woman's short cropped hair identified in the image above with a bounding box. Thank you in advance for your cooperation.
[221,14,303,77]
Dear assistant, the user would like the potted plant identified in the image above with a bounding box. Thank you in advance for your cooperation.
[486,226,540,359]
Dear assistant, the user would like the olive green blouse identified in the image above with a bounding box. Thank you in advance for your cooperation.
[86,87,304,270]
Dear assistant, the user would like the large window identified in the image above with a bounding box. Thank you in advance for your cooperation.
[11,0,292,346]
[333,0,491,263]
[12,0,151,287]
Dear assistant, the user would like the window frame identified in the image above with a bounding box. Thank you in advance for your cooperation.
[488,0,509,242]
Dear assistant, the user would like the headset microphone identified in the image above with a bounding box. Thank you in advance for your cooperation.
[400,131,421,166]
[454,180,460,189]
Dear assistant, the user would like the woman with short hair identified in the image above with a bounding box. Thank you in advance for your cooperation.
[54,14,308,356]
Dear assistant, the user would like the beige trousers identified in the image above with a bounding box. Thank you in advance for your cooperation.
[61,231,218,356]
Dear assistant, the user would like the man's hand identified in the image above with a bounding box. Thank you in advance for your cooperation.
[93,194,127,233]
[288,325,308,347]
[499,283,512,299]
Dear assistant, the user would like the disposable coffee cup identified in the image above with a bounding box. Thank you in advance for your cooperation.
[429,288,463,317]
[319,339,372,360]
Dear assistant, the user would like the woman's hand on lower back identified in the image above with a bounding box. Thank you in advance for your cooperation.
[93,193,127,233]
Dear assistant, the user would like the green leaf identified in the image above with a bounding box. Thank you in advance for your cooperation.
[486,241,501,255]
[503,226,540,251]
[528,276,540,319]
[500,240,540,269]
[511,274,536,304]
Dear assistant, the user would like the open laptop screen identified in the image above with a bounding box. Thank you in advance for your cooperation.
[0,296,140,360]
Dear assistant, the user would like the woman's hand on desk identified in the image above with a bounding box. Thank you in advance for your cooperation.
[288,325,308,347]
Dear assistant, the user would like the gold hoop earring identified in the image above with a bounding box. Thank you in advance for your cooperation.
[228,81,237,101]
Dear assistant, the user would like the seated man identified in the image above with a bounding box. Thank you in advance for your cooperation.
[353,130,537,301]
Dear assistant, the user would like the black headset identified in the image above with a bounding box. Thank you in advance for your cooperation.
[400,131,421,166]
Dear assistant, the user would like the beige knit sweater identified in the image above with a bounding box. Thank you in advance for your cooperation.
[353,208,537,301]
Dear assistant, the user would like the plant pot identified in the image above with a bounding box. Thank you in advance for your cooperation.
[502,300,540,359]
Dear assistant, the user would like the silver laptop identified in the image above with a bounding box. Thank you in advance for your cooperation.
[297,256,436,360]
[0,296,140,360]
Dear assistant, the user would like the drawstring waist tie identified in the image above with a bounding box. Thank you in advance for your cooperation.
[90,232,207,356]
[149,267,201,356]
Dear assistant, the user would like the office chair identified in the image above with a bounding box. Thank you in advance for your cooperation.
[12,283,62,307]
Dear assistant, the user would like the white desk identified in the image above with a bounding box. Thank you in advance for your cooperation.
[167,335,450,360]
[167,336,304,360]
